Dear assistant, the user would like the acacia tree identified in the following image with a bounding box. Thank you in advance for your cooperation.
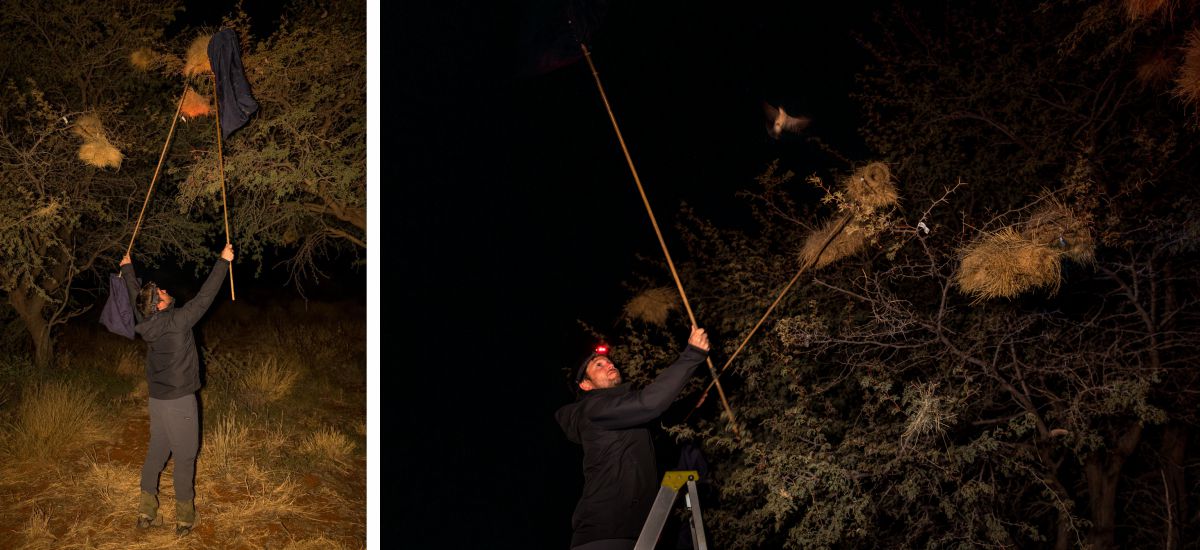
[177,1,366,286]
[599,2,1200,548]
[0,0,210,368]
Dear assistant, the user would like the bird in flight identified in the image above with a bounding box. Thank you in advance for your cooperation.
[763,102,810,139]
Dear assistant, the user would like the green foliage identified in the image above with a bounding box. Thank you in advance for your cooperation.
[0,0,214,366]
[626,2,1200,548]
[178,1,366,286]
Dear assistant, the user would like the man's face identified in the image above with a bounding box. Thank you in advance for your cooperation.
[157,288,172,310]
[579,356,621,391]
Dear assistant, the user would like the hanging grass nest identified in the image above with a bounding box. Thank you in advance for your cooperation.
[182,35,213,76]
[1174,29,1200,105]
[1122,0,1173,20]
[130,47,157,71]
[1020,201,1094,264]
[72,114,123,169]
[130,47,182,74]
[623,287,679,326]
[956,228,1063,300]
[800,216,869,269]
[181,87,213,117]
[845,162,899,212]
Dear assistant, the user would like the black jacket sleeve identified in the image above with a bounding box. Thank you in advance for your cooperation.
[120,263,143,323]
[174,258,230,328]
[587,344,708,430]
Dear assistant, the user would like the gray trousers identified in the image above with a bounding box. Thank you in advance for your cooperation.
[140,394,199,501]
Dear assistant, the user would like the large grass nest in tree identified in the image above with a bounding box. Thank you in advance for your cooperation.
[72,114,122,169]
[182,35,213,76]
[956,228,1063,300]
[845,162,898,212]
[1123,0,1174,20]
[181,87,213,117]
[1175,29,1200,105]
[623,287,679,326]
[1019,201,1094,264]
[800,216,869,269]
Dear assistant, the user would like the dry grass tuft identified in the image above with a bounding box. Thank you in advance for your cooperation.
[1174,30,1200,105]
[845,162,898,212]
[182,34,213,76]
[6,381,106,460]
[623,287,679,326]
[1020,201,1094,264]
[21,507,55,549]
[800,216,868,269]
[284,536,351,550]
[115,349,143,377]
[205,411,249,473]
[82,456,139,509]
[956,228,1063,300]
[301,427,355,468]
[1123,0,1172,20]
[241,356,300,406]
[1137,50,1177,85]
[180,87,212,117]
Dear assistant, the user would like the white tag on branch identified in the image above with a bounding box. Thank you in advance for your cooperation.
[917,221,930,234]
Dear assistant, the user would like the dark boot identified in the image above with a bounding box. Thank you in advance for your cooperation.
[175,499,196,536]
[136,491,158,529]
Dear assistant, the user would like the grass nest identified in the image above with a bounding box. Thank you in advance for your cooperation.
[956,228,1063,300]
[1019,201,1094,264]
[1174,29,1200,105]
[182,34,213,76]
[845,162,899,213]
[800,216,868,269]
[72,114,122,169]
[181,87,213,117]
[623,287,679,326]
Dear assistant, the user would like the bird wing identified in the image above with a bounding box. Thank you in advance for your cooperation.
[780,113,810,133]
[762,101,780,121]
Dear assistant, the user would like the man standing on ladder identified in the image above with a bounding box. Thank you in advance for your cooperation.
[556,326,711,550]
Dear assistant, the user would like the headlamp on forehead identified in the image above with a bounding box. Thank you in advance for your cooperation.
[574,343,611,384]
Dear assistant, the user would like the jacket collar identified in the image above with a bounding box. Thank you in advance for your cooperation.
[580,383,630,400]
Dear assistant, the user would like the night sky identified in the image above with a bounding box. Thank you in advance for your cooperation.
[391,1,887,546]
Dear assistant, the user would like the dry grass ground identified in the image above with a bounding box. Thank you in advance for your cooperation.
[0,299,366,549]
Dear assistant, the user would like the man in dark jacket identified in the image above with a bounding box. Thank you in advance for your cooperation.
[120,243,233,535]
[556,326,710,550]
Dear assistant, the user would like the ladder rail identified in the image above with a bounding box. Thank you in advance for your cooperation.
[634,471,707,550]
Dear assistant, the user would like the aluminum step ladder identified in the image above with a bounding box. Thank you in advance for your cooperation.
[634,470,708,550]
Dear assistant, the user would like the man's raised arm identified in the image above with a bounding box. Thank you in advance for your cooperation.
[588,327,711,429]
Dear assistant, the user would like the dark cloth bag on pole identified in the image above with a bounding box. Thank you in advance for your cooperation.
[100,273,139,339]
[207,28,259,139]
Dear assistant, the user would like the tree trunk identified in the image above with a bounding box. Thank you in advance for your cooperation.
[1083,423,1143,550]
[1054,508,1072,550]
[9,287,54,369]
[1161,423,1187,550]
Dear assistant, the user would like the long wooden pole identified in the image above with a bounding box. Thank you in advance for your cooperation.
[126,85,188,258]
[580,43,740,436]
[684,215,853,420]
[212,78,236,300]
